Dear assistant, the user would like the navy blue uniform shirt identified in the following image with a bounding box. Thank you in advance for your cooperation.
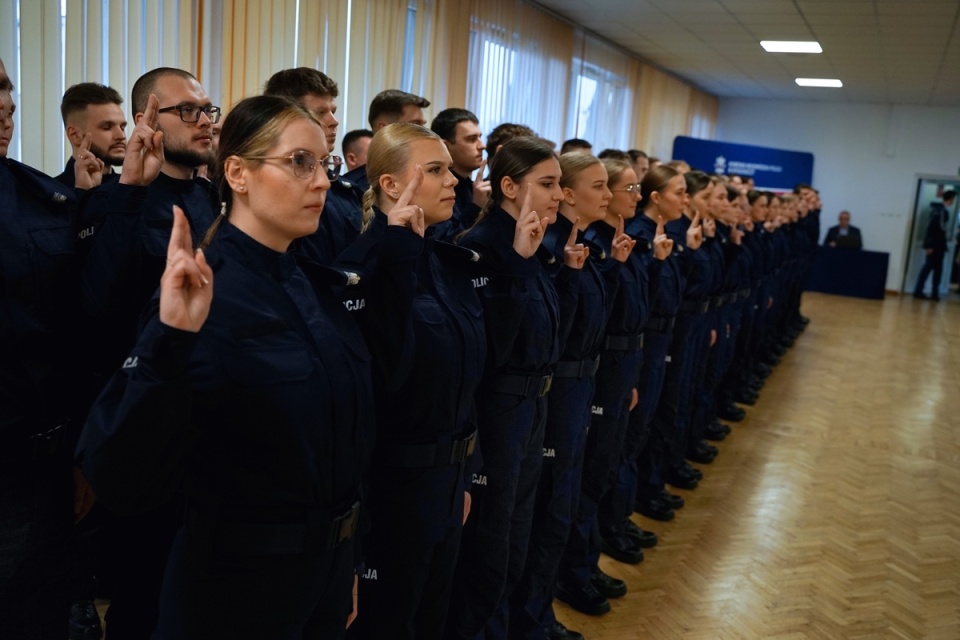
[460,206,560,374]
[77,220,373,517]
[1,158,87,437]
[80,174,217,373]
[627,214,682,318]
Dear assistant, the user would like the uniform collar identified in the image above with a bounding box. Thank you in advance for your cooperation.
[217,220,297,280]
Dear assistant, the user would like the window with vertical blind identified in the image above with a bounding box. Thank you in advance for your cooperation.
[3,0,717,176]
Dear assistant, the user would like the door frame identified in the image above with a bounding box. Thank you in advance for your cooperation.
[900,174,960,294]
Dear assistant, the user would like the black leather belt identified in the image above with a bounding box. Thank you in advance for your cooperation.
[186,501,361,555]
[382,429,478,468]
[553,357,600,379]
[492,373,553,397]
[603,334,644,352]
[643,316,675,333]
[679,299,710,315]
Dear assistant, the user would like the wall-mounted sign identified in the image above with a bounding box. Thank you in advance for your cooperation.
[672,136,814,192]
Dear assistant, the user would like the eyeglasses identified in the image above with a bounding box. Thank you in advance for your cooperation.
[611,183,642,193]
[244,150,341,180]
[157,104,222,124]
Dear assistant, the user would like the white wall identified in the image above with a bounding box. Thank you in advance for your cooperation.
[716,99,960,291]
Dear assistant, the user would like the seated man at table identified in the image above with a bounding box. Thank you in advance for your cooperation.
[824,210,862,249]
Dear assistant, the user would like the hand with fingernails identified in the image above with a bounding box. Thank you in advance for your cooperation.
[74,133,105,190]
[120,93,164,186]
[472,159,492,208]
[512,188,549,259]
[563,217,589,269]
[686,210,703,250]
[610,214,637,263]
[387,165,426,237]
[653,215,674,260]
[159,206,213,333]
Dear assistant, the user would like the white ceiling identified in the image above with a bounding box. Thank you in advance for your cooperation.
[534,0,960,105]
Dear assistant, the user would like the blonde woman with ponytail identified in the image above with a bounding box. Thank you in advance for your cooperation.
[335,123,494,640]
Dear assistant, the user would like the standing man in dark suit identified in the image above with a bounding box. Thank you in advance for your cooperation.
[823,210,862,249]
[914,190,956,300]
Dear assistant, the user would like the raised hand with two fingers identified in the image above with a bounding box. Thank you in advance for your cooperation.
[73,133,106,190]
[512,188,549,259]
[120,93,164,186]
[387,165,426,237]
[472,159,492,208]
[610,214,637,263]
[159,206,213,333]
[563,218,589,269]
[686,210,703,250]
[653,215,674,261]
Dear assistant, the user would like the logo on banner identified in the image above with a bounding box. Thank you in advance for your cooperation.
[715,156,727,174]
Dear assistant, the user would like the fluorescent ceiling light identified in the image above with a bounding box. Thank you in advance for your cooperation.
[795,78,843,88]
[761,41,823,53]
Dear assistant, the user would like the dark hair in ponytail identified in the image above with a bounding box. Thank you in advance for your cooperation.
[459,136,556,239]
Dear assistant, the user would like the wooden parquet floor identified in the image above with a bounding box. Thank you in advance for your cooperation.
[556,292,960,640]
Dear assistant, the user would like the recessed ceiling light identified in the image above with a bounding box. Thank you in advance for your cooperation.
[795,78,843,88]
[761,41,823,54]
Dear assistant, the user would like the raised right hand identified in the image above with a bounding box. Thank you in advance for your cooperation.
[653,215,674,260]
[512,188,549,259]
[387,165,425,237]
[473,159,492,208]
[563,218,589,269]
[120,94,164,186]
[159,206,213,332]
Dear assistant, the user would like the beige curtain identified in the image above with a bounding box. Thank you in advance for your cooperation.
[466,0,574,144]
[634,63,718,160]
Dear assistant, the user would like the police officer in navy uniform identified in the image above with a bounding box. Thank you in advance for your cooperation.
[78,95,370,640]
[0,56,100,640]
[78,68,220,639]
[55,82,127,189]
[510,152,621,640]
[627,165,689,523]
[559,159,662,607]
[339,123,493,640]
[444,136,563,640]
[264,68,361,263]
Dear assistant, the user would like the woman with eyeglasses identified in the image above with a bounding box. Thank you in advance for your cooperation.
[333,123,492,640]
[78,95,372,640]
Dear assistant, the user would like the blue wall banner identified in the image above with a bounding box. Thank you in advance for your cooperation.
[672,136,814,192]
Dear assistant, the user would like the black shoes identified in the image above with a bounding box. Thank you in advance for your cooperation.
[591,568,628,599]
[660,488,685,510]
[705,420,731,442]
[545,621,585,640]
[556,579,611,616]
[69,600,102,640]
[736,389,758,405]
[601,529,645,564]
[687,440,717,465]
[622,519,659,548]
[635,494,676,521]
[717,403,746,422]
[664,466,699,490]
[913,292,928,299]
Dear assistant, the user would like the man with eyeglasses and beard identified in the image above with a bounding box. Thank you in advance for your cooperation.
[78,67,220,640]
[56,83,128,189]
